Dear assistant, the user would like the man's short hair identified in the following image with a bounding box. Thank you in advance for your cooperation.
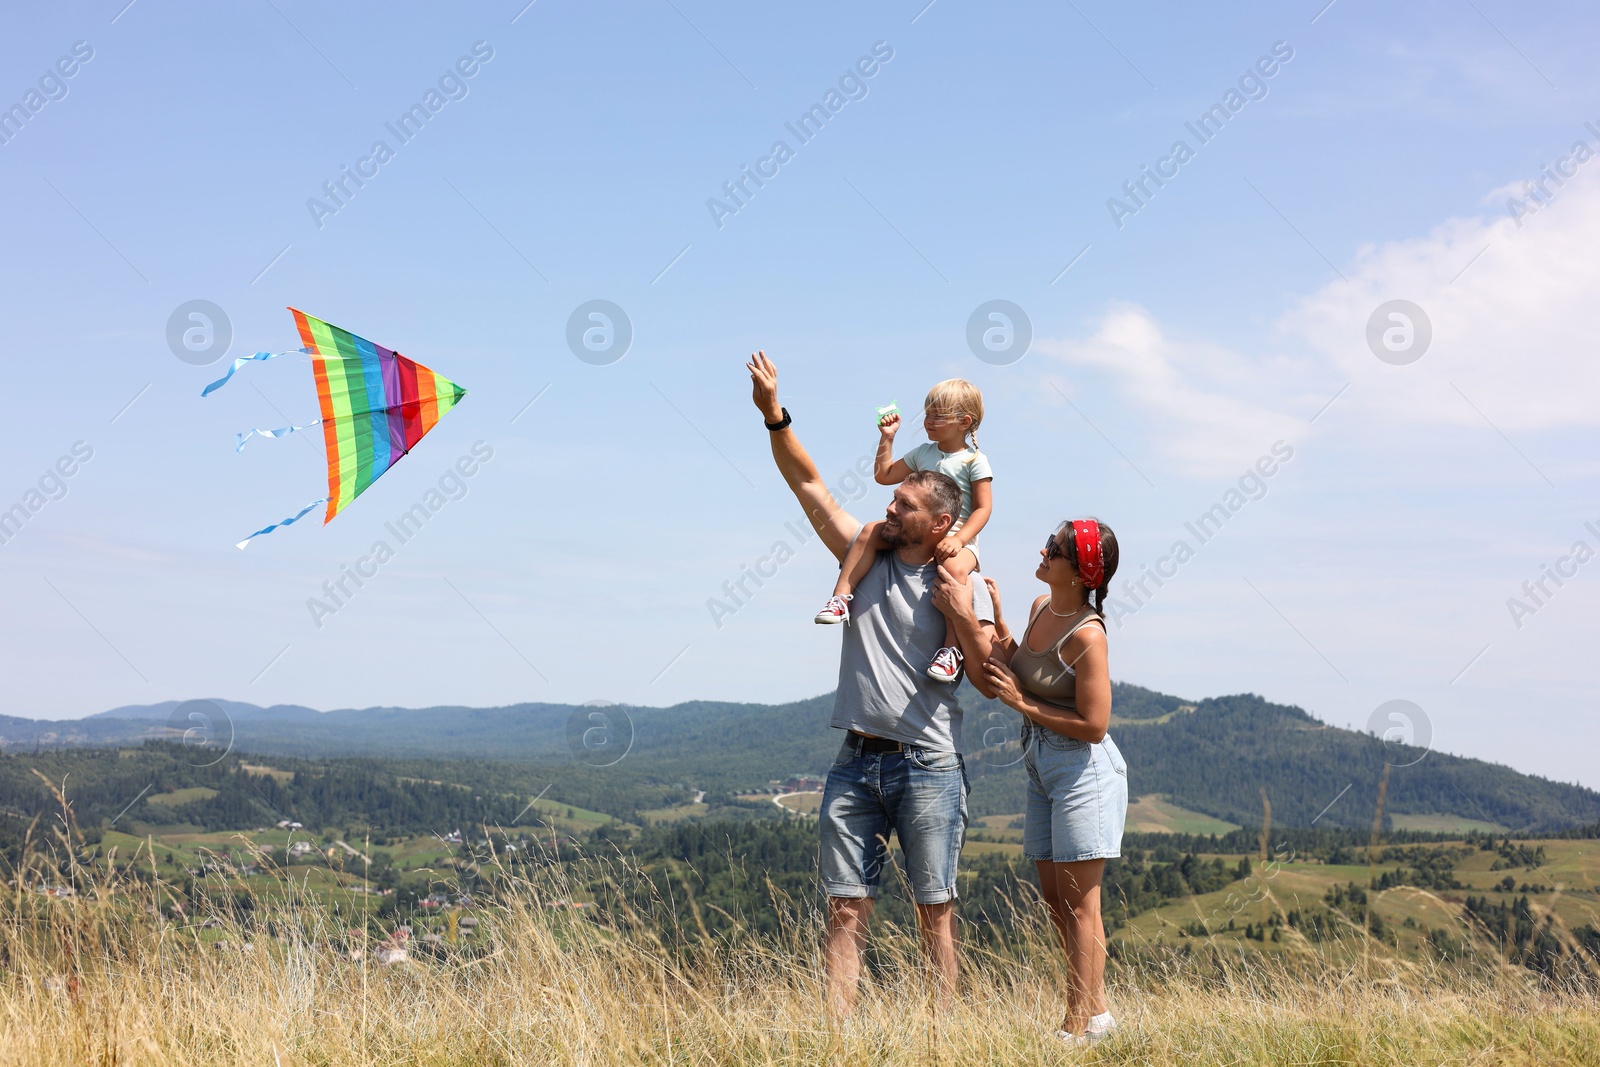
[903,470,962,529]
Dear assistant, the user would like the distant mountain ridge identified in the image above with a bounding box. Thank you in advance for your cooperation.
[91,700,323,721]
[3,683,1596,832]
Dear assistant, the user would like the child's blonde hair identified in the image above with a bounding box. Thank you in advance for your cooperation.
[924,378,984,453]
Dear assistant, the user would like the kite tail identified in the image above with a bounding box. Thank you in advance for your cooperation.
[236,498,328,550]
[235,420,324,453]
[201,348,310,397]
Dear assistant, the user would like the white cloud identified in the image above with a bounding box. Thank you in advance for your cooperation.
[1036,305,1307,478]
[1281,151,1600,432]
[1036,152,1600,483]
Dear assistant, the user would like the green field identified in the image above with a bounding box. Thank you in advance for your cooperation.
[520,796,622,834]
[1390,813,1503,833]
[975,797,1239,841]
[1114,838,1600,961]
[639,801,711,824]
[143,786,218,807]
[1111,704,1196,726]
[1125,794,1241,835]
[93,826,470,909]
[238,762,294,782]
[774,791,822,815]
[970,813,1024,835]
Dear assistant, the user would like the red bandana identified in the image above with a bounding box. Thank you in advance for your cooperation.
[1072,519,1104,589]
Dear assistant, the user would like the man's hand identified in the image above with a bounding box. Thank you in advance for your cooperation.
[746,350,784,424]
[877,413,901,438]
[933,536,962,563]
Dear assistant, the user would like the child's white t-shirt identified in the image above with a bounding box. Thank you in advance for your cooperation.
[901,442,993,533]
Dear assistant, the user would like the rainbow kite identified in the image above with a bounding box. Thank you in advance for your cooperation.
[202,308,467,548]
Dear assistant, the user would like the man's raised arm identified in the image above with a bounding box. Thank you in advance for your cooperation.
[747,351,860,563]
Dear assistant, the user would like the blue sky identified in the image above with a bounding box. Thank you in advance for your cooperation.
[2,1,1596,793]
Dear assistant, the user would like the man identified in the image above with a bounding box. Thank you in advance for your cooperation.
[747,351,996,1011]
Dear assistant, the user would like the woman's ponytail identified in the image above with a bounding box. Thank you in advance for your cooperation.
[1091,523,1118,615]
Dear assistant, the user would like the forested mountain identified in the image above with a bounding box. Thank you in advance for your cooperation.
[962,691,1599,831]
[2,682,1596,832]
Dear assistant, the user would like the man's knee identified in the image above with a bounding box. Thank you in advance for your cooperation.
[828,896,874,928]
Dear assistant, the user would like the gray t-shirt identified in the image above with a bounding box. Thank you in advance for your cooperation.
[831,549,995,752]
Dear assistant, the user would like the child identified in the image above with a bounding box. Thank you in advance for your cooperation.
[815,379,993,682]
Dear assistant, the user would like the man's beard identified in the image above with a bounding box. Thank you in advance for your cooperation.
[879,521,908,549]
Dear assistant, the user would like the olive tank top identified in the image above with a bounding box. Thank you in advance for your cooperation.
[1008,602,1105,710]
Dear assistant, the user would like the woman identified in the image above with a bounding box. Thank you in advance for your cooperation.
[968,519,1126,1045]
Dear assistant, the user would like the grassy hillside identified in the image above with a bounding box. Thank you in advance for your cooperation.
[4,718,1598,1060]
[2,820,1597,1066]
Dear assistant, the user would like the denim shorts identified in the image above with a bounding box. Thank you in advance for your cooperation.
[819,734,969,904]
[1022,723,1127,863]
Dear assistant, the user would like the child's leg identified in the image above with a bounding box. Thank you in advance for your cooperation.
[832,520,887,597]
[817,521,889,623]
[937,548,979,649]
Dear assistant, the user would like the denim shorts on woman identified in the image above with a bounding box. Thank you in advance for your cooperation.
[1022,723,1128,863]
[819,734,969,904]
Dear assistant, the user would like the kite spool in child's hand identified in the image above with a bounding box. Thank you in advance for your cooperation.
[875,401,899,426]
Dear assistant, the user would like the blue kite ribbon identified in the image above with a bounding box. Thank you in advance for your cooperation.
[200,348,310,397]
[236,498,328,550]
[235,420,323,453]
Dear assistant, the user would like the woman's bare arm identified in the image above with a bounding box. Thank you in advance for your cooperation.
[988,588,1043,664]
[983,623,1110,743]
[1058,625,1111,741]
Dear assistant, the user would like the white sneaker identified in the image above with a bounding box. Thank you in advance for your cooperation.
[1084,1012,1117,1045]
[815,594,852,624]
[1054,1013,1116,1048]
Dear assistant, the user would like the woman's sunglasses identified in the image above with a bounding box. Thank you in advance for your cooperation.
[1044,533,1068,561]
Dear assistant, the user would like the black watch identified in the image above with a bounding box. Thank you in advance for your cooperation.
[764,407,792,431]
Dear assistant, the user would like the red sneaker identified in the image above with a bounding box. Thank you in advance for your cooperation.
[926,646,963,682]
[814,594,852,625]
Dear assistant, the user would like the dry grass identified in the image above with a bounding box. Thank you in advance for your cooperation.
[5,778,1597,1067]
[3,845,1598,1067]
